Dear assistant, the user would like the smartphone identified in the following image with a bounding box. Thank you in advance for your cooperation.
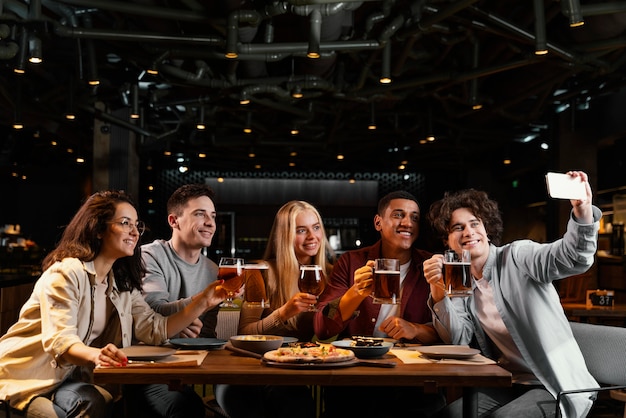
[545,172,586,200]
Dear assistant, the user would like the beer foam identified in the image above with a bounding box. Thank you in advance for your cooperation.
[374,270,400,274]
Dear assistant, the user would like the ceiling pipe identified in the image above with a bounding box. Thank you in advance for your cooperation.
[53,0,209,22]
[80,104,155,138]
[579,2,626,16]
[53,25,223,45]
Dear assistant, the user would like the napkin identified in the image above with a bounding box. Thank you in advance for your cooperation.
[390,348,496,365]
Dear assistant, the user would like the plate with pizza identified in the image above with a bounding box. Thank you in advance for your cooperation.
[262,343,356,368]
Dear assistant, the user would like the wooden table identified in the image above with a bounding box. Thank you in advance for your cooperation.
[562,302,626,326]
[94,348,511,418]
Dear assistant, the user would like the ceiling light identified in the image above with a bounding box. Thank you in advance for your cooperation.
[307,9,321,59]
[562,0,584,27]
[292,85,303,99]
[196,106,206,130]
[368,103,377,130]
[291,127,299,135]
[86,40,99,85]
[336,153,344,160]
[503,159,511,165]
[14,28,27,74]
[243,112,252,133]
[533,0,548,55]
[28,36,42,64]
[349,177,356,184]
[379,43,391,84]
[130,84,140,119]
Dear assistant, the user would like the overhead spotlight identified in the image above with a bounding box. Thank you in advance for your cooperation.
[307,9,321,59]
[13,80,23,129]
[336,153,344,160]
[292,85,303,99]
[225,14,238,59]
[349,177,356,184]
[379,43,391,84]
[28,35,42,64]
[368,103,377,130]
[562,0,584,27]
[248,148,256,158]
[86,39,100,86]
[196,106,206,130]
[14,28,28,74]
[243,112,252,134]
[65,77,76,121]
[130,84,140,119]
[291,126,300,135]
[533,0,549,55]
[240,92,250,105]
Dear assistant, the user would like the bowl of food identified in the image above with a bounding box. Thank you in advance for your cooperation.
[229,335,284,354]
[331,337,394,359]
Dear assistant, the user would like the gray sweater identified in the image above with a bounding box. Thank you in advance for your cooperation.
[141,239,220,337]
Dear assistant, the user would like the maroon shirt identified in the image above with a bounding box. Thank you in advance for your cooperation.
[314,240,433,342]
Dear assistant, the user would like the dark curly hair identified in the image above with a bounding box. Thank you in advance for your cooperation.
[42,190,146,292]
[427,188,503,246]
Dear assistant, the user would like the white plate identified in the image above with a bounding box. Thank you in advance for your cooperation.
[413,345,480,360]
[122,345,177,360]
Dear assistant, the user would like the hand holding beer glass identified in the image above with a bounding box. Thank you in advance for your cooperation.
[218,257,245,308]
[443,249,472,297]
[372,258,400,304]
[298,265,325,312]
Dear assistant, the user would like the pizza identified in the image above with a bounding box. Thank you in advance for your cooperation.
[263,343,355,363]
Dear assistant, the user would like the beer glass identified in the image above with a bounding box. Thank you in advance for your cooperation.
[218,257,245,308]
[243,262,269,308]
[443,249,472,297]
[372,258,400,304]
[298,265,325,312]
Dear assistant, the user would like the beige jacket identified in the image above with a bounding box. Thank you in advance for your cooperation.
[0,258,169,410]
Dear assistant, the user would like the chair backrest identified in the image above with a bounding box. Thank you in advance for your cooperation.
[216,309,241,340]
[570,321,626,385]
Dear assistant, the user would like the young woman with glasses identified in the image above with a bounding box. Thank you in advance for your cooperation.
[0,190,227,417]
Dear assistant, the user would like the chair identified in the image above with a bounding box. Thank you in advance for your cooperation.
[555,321,626,417]
[215,308,241,340]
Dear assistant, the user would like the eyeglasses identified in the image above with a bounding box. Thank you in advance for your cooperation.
[107,219,146,236]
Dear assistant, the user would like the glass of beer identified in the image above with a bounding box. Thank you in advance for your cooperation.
[218,257,245,308]
[243,262,269,308]
[443,249,472,297]
[298,265,325,312]
[372,258,400,304]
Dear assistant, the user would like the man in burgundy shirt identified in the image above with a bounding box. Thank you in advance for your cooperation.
[314,190,444,418]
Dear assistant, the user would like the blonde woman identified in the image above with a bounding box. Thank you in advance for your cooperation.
[239,200,334,340]
[216,200,334,418]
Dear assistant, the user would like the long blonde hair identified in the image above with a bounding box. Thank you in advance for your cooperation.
[263,201,334,314]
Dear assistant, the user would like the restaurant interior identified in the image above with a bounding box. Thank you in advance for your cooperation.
[1,0,626,415]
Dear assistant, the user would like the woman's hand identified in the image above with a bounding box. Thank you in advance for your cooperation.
[423,254,446,303]
[351,260,375,297]
[278,293,318,321]
[97,343,128,367]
